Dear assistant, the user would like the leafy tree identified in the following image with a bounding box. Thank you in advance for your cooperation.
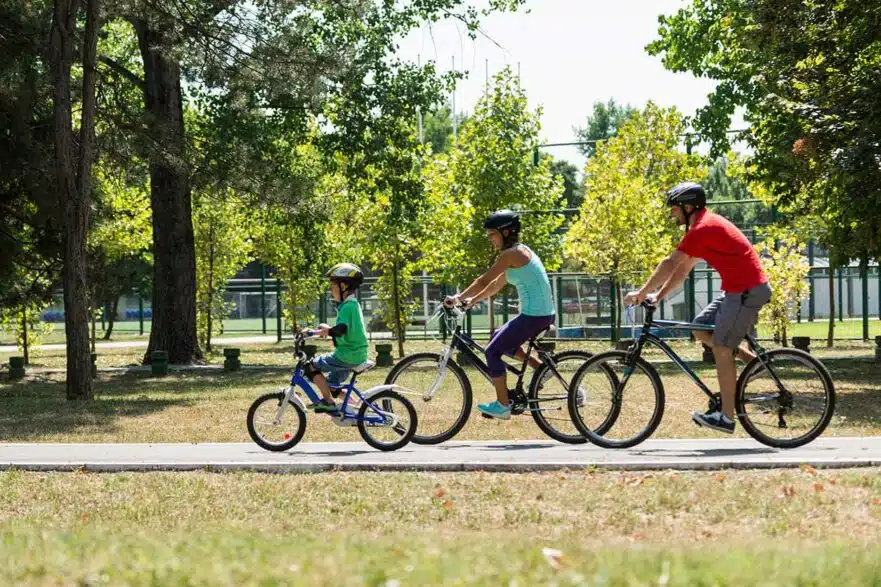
[50,0,101,400]
[0,297,54,366]
[421,106,470,154]
[193,189,258,353]
[0,1,62,312]
[574,99,637,158]
[549,158,584,209]
[88,163,153,340]
[754,226,810,346]
[420,68,564,332]
[648,0,881,269]
[257,169,360,334]
[564,103,705,337]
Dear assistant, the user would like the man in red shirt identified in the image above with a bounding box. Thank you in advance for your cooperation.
[624,182,772,434]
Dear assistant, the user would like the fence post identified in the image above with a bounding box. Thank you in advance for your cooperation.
[556,275,563,328]
[275,277,283,343]
[439,284,448,342]
[260,263,267,334]
[610,278,618,342]
[808,240,815,322]
[706,270,713,306]
[862,256,870,340]
[838,268,843,323]
[138,293,144,335]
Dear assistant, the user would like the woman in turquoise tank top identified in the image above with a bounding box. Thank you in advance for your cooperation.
[443,210,555,420]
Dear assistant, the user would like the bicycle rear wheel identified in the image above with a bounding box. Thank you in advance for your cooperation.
[357,390,418,451]
[383,352,472,444]
[527,351,596,444]
[568,351,665,449]
[736,348,835,448]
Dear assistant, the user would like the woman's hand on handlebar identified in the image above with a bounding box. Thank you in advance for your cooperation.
[624,290,645,306]
[443,295,459,309]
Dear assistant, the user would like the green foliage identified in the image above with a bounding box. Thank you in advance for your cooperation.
[0,300,54,363]
[420,67,565,289]
[421,107,470,155]
[565,103,705,284]
[574,99,637,158]
[257,169,359,333]
[193,190,259,351]
[549,159,584,209]
[648,0,881,265]
[754,226,810,345]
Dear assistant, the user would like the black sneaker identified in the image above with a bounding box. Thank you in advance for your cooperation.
[691,410,735,434]
[310,399,338,413]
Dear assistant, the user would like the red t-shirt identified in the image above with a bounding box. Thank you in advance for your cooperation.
[677,210,767,293]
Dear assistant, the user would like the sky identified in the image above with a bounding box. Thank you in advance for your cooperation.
[396,0,723,170]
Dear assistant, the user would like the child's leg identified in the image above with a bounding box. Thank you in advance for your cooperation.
[312,372,333,403]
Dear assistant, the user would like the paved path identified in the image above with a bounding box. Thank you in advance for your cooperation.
[2,437,880,473]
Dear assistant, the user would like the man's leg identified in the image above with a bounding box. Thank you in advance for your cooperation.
[711,344,737,419]
[694,329,753,363]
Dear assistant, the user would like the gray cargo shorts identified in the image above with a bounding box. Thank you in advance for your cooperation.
[694,282,772,348]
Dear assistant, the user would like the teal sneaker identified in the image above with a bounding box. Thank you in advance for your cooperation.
[477,400,512,420]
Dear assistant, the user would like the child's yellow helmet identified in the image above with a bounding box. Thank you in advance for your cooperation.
[326,263,364,288]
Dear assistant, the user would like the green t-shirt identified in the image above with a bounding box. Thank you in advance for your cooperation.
[332,297,368,365]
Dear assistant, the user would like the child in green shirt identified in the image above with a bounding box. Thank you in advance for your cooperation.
[301,263,369,413]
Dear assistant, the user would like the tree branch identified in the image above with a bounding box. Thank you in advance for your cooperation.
[98,55,145,89]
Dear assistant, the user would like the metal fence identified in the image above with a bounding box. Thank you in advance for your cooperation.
[40,261,880,343]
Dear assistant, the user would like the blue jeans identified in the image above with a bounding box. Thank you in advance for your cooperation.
[312,353,357,385]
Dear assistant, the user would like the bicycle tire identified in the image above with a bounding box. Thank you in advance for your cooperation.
[568,350,665,449]
[527,350,595,444]
[736,348,836,449]
[357,390,418,451]
[383,352,473,444]
[246,392,307,452]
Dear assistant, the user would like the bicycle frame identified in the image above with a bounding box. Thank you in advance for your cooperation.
[625,303,786,398]
[432,307,572,408]
[277,339,397,426]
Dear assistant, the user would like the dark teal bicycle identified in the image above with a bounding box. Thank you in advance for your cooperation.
[567,300,836,449]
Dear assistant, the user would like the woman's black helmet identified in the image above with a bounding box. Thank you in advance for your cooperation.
[483,210,521,248]
[665,182,707,209]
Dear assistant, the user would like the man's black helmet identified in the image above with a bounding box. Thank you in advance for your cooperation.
[483,210,521,233]
[665,182,707,209]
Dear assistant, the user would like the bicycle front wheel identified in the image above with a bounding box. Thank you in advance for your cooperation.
[527,351,594,444]
[736,348,836,449]
[383,352,472,444]
[357,390,418,451]
[568,351,665,449]
[246,392,307,452]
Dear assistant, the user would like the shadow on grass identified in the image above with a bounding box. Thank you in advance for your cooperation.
[0,369,278,442]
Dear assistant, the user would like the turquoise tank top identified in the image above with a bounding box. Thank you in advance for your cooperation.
[505,245,554,317]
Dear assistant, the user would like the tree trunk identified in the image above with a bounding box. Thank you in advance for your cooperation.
[102,295,119,340]
[205,227,215,353]
[827,265,835,348]
[392,245,405,359]
[21,308,29,366]
[134,21,201,364]
[51,0,99,400]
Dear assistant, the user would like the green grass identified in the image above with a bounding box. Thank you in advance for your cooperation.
[0,351,877,443]
[3,468,881,585]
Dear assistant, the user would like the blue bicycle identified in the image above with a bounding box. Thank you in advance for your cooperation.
[246,333,418,452]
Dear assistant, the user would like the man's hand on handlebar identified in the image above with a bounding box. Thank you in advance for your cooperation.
[624,290,660,307]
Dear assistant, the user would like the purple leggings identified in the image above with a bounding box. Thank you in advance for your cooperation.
[485,314,555,377]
